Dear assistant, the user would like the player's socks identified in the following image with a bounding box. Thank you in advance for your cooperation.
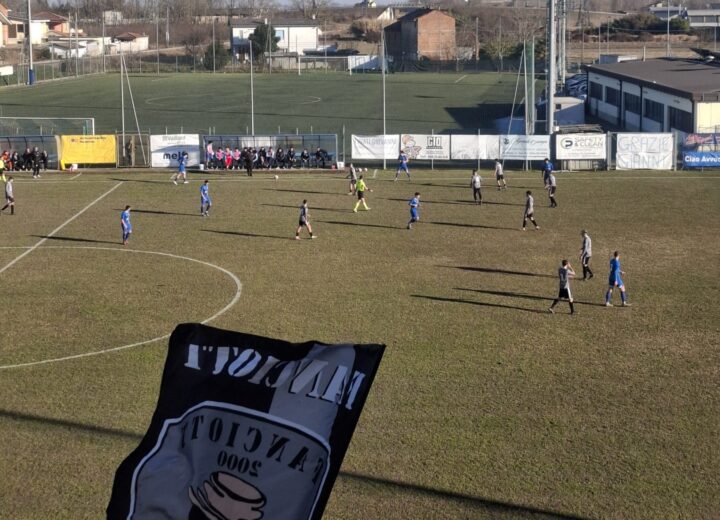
[620,292,626,304]
[10,206,13,215]
[569,302,575,314]
[605,291,612,304]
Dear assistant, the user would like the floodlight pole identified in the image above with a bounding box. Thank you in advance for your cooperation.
[156,13,160,75]
[666,2,671,57]
[120,51,125,164]
[102,15,106,73]
[249,43,255,135]
[381,30,387,170]
[547,0,556,134]
[27,0,33,84]
[212,17,216,73]
[75,12,79,77]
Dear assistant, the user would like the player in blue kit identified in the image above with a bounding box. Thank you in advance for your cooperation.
[541,158,553,187]
[172,151,189,185]
[605,251,631,307]
[407,192,420,229]
[394,150,410,181]
[120,205,132,246]
[200,180,212,217]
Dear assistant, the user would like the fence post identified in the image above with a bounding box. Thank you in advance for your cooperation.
[431,129,434,170]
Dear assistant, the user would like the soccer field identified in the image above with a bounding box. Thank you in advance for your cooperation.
[0,72,522,136]
[0,167,718,519]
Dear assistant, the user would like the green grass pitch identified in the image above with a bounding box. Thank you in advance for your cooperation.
[0,72,522,135]
[0,167,718,519]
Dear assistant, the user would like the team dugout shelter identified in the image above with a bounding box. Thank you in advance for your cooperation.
[585,57,720,134]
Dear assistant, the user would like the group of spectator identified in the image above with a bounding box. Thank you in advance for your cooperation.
[205,141,331,171]
[1,148,49,178]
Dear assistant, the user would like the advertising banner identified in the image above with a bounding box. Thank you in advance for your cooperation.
[450,135,500,160]
[59,134,116,169]
[555,133,607,160]
[681,133,720,168]
[351,135,399,160]
[499,135,551,160]
[151,134,201,168]
[683,151,720,168]
[616,133,673,170]
[399,134,450,160]
[108,323,385,520]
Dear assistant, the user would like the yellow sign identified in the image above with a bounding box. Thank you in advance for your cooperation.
[60,135,116,170]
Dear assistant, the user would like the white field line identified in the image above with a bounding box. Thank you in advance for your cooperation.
[454,75,468,84]
[0,246,242,370]
[69,173,82,180]
[0,182,123,276]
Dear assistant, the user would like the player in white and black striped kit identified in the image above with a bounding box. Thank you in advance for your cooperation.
[522,190,539,230]
[1,175,15,215]
[546,171,558,207]
[579,230,593,280]
[549,259,575,314]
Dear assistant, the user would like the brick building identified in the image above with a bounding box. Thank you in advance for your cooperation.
[384,9,456,62]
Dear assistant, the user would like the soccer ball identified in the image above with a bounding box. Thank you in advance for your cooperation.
[274,175,279,180]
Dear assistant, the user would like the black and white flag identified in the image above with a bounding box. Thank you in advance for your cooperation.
[107,323,385,520]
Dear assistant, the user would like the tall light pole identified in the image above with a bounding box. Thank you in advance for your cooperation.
[666,1,671,57]
[547,0,556,134]
[27,0,34,84]
[249,42,255,135]
[381,29,387,170]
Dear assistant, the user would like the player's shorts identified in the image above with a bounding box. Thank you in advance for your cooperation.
[558,287,572,300]
[5,196,13,203]
[609,276,624,288]
[581,254,591,265]
[496,174,504,180]
[357,190,364,199]
[298,218,307,227]
[179,166,186,173]
[525,211,534,218]
[410,209,419,220]
[549,186,556,195]
[201,197,211,205]
[398,164,409,172]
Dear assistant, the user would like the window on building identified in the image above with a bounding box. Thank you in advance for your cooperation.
[624,92,641,114]
[589,82,603,100]
[605,87,620,107]
[668,106,693,132]
[644,99,664,124]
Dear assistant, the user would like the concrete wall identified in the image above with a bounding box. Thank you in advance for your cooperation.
[696,102,720,132]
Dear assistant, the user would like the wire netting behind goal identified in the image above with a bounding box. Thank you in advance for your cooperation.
[0,117,95,136]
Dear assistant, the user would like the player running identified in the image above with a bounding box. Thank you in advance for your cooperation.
[522,190,540,231]
[353,175,371,212]
[200,180,212,217]
[494,159,507,190]
[120,205,132,245]
[296,199,316,239]
[394,150,410,181]
[549,259,575,315]
[407,192,421,229]
[470,169,482,205]
[605,251,631,307]
[172,151,189,185]
[1,176,15,215]
[579,230,594,280]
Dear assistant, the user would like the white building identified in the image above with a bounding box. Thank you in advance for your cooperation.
[585,58,720,133]
[230,19,321,56]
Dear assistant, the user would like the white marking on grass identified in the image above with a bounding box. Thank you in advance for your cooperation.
[0,246,242,370]
[69,173,82,180]
[454,75,468,84]
[299,96,322,105]
[0,182,123,276]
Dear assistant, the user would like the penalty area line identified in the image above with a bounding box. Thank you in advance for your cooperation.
[454,75,468,84]
[0,181,123,276]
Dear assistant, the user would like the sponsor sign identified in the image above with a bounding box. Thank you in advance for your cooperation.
[351,135,399,160]
[108,323,384,520]
[400,134,450,160]
[555,133,607,160]
[151,134,201,168]
[450,135,500,160]
[616,133,673,170]
[59,134,116,170]
[683,151,720,168]
[500,135,551,160]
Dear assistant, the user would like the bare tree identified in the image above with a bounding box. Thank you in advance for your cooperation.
[292,0,331,19]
